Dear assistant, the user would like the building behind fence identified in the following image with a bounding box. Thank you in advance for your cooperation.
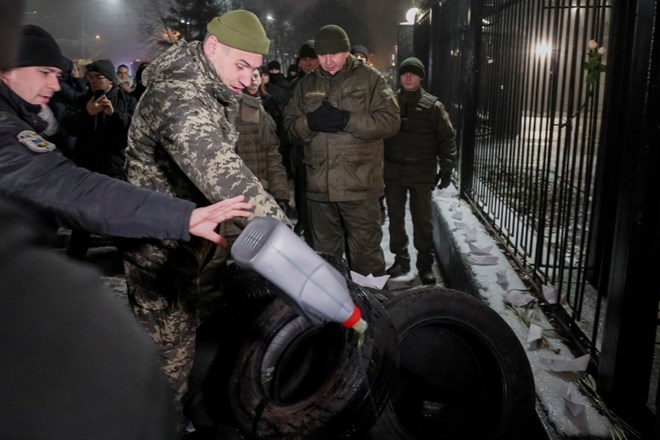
[408,0,659,437]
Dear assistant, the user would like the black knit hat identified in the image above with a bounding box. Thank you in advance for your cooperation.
[399,57,425,79]
[87,59,118,84]
[16,25,63,69]
[314,25,350,55]
[351,44,369,59]
[298,39,317,59]
[267,60,281,71]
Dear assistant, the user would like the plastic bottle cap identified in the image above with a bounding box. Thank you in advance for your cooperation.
[342,306,362,329]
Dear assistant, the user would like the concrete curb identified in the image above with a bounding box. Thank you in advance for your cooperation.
[431,186,612,439]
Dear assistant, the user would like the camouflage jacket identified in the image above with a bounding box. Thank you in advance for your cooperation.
[122,40,288,274]
[283,56,400,202]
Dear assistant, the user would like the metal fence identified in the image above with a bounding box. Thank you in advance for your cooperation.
[414,1,660,435]
[417,0,611,355]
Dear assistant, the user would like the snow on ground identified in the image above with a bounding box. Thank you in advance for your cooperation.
[432,185,612,438]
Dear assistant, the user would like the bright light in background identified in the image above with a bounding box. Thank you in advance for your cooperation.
[535,42,552,58]
[266,14,274,22]
[405,8,419,24]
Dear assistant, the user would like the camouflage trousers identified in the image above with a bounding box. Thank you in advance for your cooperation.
[123,262,200,403]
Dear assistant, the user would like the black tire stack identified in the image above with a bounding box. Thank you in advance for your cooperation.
[185,258,536,439]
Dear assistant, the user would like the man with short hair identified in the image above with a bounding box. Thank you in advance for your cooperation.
[283,24,400,277]
[384,57,457,285]
[121,10,289,411]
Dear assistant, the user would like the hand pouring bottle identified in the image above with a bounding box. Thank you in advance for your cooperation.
[230,217,367,334]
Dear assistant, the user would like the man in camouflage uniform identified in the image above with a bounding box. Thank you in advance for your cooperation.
[384,57,457,285]
[283,24,400,277]
[198,67,291,302]
[120,10,289,411]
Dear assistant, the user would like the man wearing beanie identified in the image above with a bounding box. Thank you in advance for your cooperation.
[297,39,319,76]
[121,9,289,424]
[283,24,400,277]
[61,58,137,259]
[383,56,456,285]
[350,44,369,63]
[0,22,255,440]
[287,38,319,246]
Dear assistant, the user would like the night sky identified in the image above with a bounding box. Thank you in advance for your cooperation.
[23,0,415,74]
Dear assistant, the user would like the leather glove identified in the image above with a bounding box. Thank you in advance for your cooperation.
[435,170,452,190]
[277,199,291,217]
[306,101,350,133]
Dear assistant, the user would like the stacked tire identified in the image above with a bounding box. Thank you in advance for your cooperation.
[186,262,536,439]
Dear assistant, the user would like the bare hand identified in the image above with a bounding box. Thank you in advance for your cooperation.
[86,95,105,115]
[102,98,114,116]
[188,195,253,245]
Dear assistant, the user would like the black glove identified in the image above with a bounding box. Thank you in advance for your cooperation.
[277,199,291,217]
[306,101,350,133]
[435,170,452,190]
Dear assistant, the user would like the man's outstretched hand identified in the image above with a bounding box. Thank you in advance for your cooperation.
[188,195,252,246]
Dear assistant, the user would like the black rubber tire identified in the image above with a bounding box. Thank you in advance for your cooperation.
[185,264,277,430]
[316,251,351,280]
[228,281,398,439]
[368,287,536,440]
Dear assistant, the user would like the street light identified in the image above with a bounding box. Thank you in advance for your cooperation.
[405,8,419,24]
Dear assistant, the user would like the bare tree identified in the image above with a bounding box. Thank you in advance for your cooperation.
[165,0,237,42]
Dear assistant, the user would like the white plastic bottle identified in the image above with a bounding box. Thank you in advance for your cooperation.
[230,217,368,334]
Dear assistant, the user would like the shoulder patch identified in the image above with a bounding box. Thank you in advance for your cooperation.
[17,130,55,153]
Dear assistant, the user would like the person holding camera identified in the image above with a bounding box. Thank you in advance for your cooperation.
[384,57,456,285]
[61,58,137,259]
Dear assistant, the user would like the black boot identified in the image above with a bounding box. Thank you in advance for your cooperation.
[386,252,411,278]
[419,267,436,285]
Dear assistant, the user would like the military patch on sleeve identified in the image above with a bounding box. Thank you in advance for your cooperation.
[17,130,56,153]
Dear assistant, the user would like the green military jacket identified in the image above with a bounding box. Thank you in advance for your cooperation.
[384,87,457,187]
[283,56,400,202]
[235,93,289,201]
[122,40,288,274]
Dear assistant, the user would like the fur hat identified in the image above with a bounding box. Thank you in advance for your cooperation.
[298,40,317,59]
[87,59,118,83]
[206,10,270,55]
[16,25,62,69]
[399,57,425,79]
[314,25,350,55]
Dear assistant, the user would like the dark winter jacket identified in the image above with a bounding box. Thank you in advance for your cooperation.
[0,82,195,240]
[61,85,136,179]
[283,56,400,202]
[384,87,456,186]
